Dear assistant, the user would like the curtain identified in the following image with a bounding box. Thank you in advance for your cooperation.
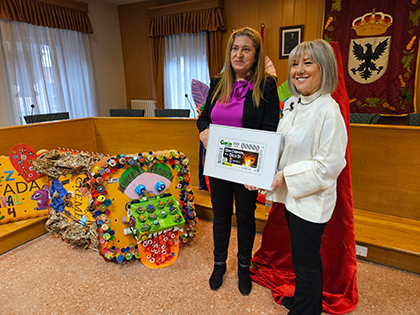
[206,30,224,78]
[148,7,226,108]
[0,19,97,125]
[164,32,210,116]
[152,37,164,111]
[0,0,93,33]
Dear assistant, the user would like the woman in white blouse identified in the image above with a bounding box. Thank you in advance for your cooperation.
[247,39,347,315]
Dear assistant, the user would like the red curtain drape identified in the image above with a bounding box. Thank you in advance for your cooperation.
[250,42,359,315]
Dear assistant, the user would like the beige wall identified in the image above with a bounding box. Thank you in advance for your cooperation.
[88,0,127,116]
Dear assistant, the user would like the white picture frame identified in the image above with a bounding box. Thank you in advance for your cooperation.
[203,124,282,190]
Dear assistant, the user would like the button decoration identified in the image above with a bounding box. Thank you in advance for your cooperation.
[91,150,198,267]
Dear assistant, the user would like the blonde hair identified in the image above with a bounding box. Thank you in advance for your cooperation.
[287,39,338,97]
[211,27,270,107]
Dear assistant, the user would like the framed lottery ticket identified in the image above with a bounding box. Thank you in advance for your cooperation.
[203,124,282,190]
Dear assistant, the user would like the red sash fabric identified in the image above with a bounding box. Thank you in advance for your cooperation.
[250,42,358,314]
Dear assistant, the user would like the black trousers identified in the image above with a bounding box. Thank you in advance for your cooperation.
[285,207,327,315]
[209,177,258,266]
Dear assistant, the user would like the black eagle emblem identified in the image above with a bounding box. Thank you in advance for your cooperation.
[351,38,389,80]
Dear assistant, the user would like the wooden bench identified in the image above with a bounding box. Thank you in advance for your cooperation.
[0,217,48,255]
[193,187,420,274]
[353,208,420,273]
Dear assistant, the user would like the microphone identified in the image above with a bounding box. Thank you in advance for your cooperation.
[185,94,197,118]
[30,104,35,123]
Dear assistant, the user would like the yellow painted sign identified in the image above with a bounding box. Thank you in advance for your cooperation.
[0,155,49,224]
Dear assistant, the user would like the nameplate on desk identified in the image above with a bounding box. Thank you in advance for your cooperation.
[203,124,282,190]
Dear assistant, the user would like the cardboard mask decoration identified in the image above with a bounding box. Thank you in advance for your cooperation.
[91,150,197,268]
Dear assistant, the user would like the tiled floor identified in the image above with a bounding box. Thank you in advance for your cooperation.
[0,219,419,315]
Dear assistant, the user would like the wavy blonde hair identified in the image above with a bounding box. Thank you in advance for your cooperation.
[211,27,270,107]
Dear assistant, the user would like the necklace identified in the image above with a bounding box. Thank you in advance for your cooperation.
[298,94,322,105]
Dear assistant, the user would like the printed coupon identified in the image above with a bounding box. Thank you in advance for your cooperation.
[216,138,265,175]
[204,124,282,190]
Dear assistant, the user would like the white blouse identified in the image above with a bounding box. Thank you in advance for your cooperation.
[266,91,348,223]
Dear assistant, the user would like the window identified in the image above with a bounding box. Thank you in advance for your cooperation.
[164,32,210,117]
[0,19,96,124]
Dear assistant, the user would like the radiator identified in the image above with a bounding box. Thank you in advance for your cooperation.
[131,99,157,117]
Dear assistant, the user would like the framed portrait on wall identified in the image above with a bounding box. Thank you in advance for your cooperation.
[279,25,304,59]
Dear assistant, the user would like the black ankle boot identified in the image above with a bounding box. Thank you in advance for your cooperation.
[209,263,226,291]
[238,264,252,296]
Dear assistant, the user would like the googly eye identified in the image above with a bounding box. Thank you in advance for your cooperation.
[155,181,166,192]
[135,184,146,195]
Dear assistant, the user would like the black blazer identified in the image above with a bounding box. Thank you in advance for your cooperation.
[197,76,280,133]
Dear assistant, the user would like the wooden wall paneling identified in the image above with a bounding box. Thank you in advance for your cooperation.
[92,118,200,187]
[304,0,324,40]
[265,1,285,83]
[294,0,306,24]
[416,41,420,114]
[277,0,297,83]
[281,0,296,26]
[349,125,420,221]
[0,119,97,156]
[247,0,262,30]
[221,0,237,57]
[117,0,327,104]
[118,0,420,115]
[118,2,156,108]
